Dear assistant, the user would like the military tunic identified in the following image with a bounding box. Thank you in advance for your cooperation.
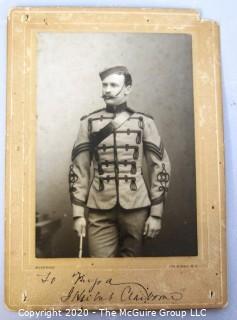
[69,103,171,256]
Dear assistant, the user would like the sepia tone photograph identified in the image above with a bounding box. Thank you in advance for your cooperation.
[5,8,227,310]
[35,32,197,258]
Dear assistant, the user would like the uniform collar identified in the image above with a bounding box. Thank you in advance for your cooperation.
[106,102,129,113]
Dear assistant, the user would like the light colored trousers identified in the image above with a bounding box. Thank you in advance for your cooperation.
[88,205,149,257]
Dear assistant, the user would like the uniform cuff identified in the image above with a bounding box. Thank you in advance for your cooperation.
[72,204,85,218]
[150,202,164,218]
[151,194,165,205]
[70,194,86,207]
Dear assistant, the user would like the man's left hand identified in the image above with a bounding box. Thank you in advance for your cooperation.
[143,216,162,238]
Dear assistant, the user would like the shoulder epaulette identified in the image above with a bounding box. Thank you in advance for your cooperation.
[136,111,153,119]
[80,108,106,121]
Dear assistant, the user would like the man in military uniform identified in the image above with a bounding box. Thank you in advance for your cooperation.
[69,66,171,257]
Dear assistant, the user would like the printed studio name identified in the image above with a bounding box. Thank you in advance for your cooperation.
[18,308,207,318]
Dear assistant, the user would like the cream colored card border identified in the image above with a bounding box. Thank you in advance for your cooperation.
[5,7,227,310]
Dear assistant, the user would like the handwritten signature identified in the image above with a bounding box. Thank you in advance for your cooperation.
[55,272,183,303]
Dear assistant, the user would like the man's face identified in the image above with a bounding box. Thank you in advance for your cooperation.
[101,73,131,105]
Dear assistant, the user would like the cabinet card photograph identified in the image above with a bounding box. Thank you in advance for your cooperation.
[5,8,226,310]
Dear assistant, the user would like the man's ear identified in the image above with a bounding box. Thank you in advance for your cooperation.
[124,85,132,96]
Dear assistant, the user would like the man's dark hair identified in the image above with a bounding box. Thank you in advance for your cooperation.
[124,72,132,87]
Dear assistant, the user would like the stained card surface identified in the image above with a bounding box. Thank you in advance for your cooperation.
[5,7,227,310]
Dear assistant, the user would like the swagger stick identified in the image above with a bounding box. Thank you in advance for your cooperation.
[78,235,83,258]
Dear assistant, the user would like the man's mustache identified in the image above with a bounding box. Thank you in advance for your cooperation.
[101,94,114,99]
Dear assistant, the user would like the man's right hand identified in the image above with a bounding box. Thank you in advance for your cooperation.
[73,217,86,237]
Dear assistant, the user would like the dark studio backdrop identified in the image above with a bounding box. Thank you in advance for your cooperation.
[36,32,197,257]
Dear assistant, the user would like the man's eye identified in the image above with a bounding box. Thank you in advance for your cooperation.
[102,84,107,88]
[111,83,118,88]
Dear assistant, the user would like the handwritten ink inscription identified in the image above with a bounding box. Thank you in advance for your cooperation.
[37,271,183,304]
[37,271,56,284]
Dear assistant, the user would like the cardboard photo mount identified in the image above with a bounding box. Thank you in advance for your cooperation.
[5,7,227,310]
